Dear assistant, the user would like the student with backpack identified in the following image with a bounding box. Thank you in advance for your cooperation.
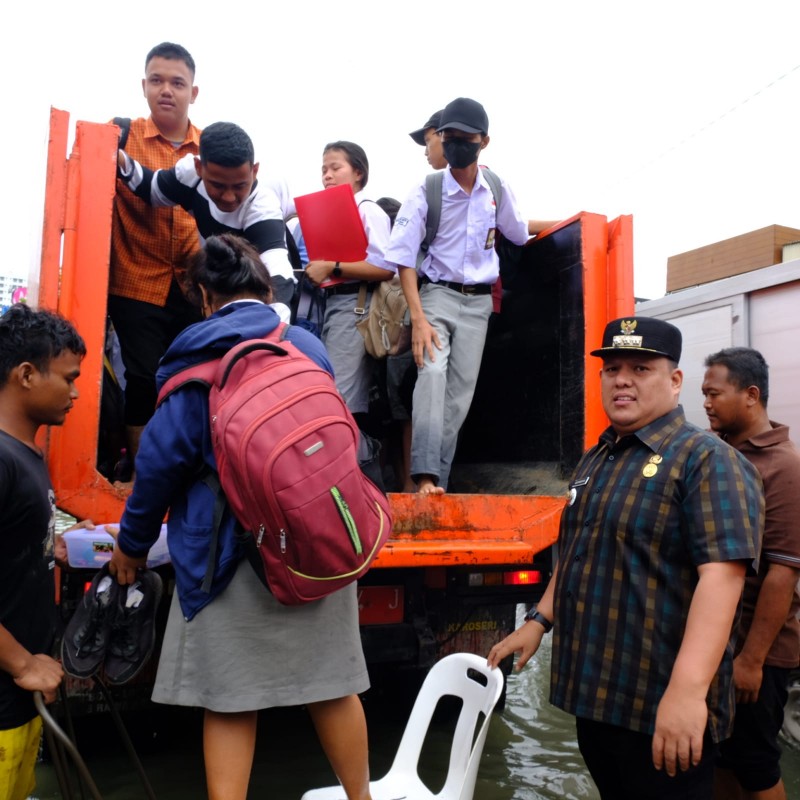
[303,141,394,424]
[385,98,535,496]
[109,235,374,800]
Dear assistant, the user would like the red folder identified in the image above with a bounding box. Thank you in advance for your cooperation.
[294,183,368,266]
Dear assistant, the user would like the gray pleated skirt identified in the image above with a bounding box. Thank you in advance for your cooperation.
[152,560,370,712]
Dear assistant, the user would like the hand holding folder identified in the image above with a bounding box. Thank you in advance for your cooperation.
[294,184,368,287]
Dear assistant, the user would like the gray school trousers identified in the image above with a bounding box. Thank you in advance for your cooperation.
[410,283,492,489]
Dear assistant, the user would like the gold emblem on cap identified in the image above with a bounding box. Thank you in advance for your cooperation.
[642,463,658,478]
[649,454,663,464]
[620,319,637,335]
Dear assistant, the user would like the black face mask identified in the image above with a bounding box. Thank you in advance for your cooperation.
[442,138,482,169]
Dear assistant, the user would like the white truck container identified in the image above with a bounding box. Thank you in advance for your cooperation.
[636,258,800,446]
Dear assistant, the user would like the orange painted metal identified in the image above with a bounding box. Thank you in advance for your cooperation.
[374,493,565,567]
[41,114,128,524]
[582,213,635,448]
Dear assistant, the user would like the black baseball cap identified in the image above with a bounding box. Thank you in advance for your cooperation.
[409,110,443,146]
[590,317,682,363]
[437,97,489,135]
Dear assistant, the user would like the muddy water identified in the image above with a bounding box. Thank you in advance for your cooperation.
[33,617,800,799]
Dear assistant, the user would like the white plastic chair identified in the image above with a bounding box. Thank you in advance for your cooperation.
[301,652,504,800]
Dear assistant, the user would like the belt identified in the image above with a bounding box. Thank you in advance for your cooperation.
[326,281,376,296]
[420,277,493,295]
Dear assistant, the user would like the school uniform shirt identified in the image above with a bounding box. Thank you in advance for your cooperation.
[551,406,763,743]
[355,192,392,270]
[730,422,800,667]
[385,166,528,283]
[119,153,295,302]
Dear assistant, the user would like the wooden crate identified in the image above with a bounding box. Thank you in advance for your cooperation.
[667,225,800,292]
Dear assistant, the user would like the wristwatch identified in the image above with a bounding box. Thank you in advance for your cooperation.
[331,262,343,278]
[524,607,553,633]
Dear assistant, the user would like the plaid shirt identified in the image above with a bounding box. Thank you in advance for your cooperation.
[550,406,763,741]
[109,116,202,306]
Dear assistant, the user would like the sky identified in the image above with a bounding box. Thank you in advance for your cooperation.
[4,0,800,300]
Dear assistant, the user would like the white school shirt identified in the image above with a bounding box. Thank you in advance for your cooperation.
[385,167,529,285]
[355,190,392,271]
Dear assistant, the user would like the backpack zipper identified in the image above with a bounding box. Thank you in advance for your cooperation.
[330,486,362,555]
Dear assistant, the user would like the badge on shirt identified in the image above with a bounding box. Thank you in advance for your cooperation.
[642,454,662,478]
[568,476,590,505]
[484,228,497,250]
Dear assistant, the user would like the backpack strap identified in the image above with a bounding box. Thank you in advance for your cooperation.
[481,167,504,209]
[156,359,220,407]
[417,172,443,269]
[199,470,227,593]
[113,117,132,150]
[158,323,290,407]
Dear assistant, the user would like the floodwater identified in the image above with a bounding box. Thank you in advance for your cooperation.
[33,613,800,799]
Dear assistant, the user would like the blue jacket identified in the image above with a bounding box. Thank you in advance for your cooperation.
[117,302,334,620]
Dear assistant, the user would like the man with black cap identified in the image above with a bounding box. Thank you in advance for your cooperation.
[488,316,764,800]
[386,97,531,496]
[408,110,448,170]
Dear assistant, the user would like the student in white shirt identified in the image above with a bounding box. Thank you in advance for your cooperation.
[385,98,531,496]
[304,142,393,420]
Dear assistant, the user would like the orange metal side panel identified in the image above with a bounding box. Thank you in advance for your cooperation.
[37,107,70,312]
[607,215,635,320]
[580,214,610,448]
[581,213,635,448]
[44,118,128,523]
[374,493,565,567]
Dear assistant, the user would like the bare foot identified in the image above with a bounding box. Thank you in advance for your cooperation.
[417,478,445,496]
[112,479,135,493]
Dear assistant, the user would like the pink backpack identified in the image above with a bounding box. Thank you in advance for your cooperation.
[157,324,392,605]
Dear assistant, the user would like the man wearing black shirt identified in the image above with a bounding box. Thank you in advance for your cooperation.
[0,304,86,800]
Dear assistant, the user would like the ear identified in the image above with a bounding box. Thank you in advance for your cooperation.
[190,85,199,105]
[252,162,260,180]
[16,362,37,389]
[141,77,147,98]
[745,384,761,407]
[671,368,684,393]
[480,135,491,150]
[199,285,211,318]
[194,157,203,180]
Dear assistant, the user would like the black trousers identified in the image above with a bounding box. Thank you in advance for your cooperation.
[576,716,718,800]
[108,281,201,426]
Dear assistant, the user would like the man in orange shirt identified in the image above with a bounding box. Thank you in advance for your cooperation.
[107,42,202,478]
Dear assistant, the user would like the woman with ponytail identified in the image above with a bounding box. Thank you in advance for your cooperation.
[110,234,373,800]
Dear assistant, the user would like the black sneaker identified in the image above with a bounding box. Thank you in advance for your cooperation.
[104,569,163,686]
[61,563,120,679]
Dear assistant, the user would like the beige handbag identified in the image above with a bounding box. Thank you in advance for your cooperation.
[355,277,412,359]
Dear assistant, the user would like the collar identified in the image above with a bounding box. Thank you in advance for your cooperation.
[143,116,201,147]
[443,164,487,196]
[739,421,791,450]
[599,405,686,455]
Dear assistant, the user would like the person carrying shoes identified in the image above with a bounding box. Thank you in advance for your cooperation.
[109,235,373,800]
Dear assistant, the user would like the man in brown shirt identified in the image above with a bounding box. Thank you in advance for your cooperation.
[703,346,800,800]
[107,42,202,477]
